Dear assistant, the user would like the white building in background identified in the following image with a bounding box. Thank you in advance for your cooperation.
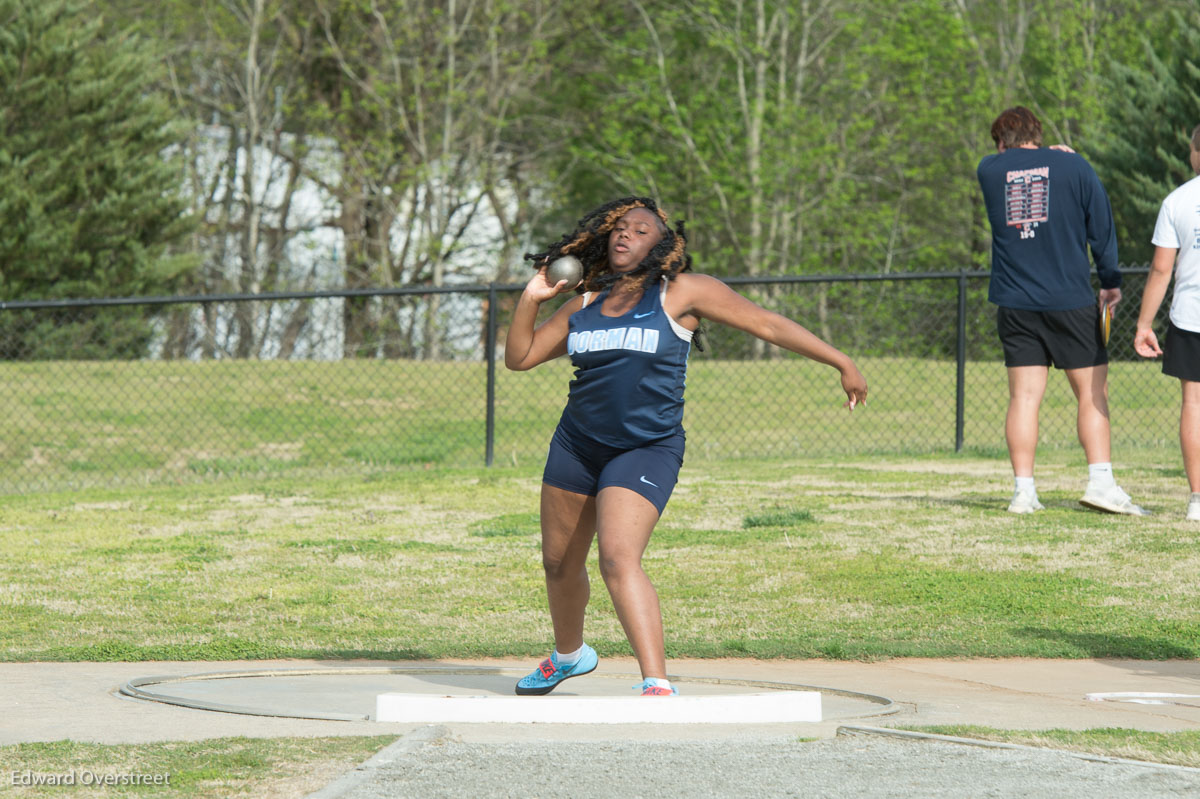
[152,124,525,361]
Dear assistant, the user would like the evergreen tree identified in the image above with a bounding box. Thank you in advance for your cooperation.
[1093,8,1200,266]
[0,0,193,358]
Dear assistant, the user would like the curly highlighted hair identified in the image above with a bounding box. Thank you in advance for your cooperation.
[524,196,692,294]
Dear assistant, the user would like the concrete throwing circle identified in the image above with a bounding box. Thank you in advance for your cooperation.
[120,666,896,724]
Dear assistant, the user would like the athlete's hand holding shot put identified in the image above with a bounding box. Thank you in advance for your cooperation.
[505,197,867,697]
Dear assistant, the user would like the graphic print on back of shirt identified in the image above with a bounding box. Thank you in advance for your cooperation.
[1005,166,1050,240]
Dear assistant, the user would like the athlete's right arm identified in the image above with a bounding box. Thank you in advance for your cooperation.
[1134,245,1177,358]
[504,267,582,371]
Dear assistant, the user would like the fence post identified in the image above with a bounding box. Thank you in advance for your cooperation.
[485,283,498,467]
[955,271,967,452]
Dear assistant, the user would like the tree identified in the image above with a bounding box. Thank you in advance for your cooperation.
[0,0,193,358]
[103,0,570,361]
[945,0,1146,260]
[1092,7,1200,265]
[543,0,987,354]
[300,0,567,359]
[104,0,328,359]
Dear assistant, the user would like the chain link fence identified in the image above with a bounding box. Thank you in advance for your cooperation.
[0,269,1175,494]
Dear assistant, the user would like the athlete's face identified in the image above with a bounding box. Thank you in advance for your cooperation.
[608,208,664,272]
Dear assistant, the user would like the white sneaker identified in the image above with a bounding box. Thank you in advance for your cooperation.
[1008,489,1044,514]
[1187,497,1200,522]
[1080,484,1150,516]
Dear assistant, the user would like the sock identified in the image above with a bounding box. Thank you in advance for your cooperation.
[1191,493,1200,503]
[1088,463,1115,488]
[1014,476,1035,495]
[644,677,672,690]
[554,645,584,666]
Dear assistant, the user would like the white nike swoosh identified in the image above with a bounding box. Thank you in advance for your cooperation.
[634,312,655,319]
[639,476,659,487]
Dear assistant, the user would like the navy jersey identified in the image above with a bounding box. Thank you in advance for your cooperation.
[562,279,693,448]
[977,147,1120,311]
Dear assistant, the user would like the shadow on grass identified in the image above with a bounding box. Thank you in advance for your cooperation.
[813,492,1007,512]
[1013,627,1199,660]
[904,493,1151,516]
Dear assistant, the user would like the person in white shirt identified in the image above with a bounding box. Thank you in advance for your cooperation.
[1134,124,1200,521]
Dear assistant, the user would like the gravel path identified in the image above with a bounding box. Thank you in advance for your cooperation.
[311,727,1200,799]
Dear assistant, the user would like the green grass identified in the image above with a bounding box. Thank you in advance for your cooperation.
[2,453,1198,772]
[0,736,395,798]
[899,725,1200,768]
[1,340,1193,775]
[0,356,1179,492]
[2,451,1196,663]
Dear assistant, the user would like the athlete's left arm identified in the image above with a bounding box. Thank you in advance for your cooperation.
[672,273,868,409]
[1080,159,1121,289]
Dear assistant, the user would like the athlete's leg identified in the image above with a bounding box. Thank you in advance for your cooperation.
[1065,364,1112,464]
[1006,365,1049,476]
[1182,380,1200,493]
[594,486,666,681]
[539,484,597,654]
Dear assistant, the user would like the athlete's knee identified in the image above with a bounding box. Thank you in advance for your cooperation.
[540,553,563,579]
[1007,388,1043,407]
[540,549,586,583]
[596,550,640,582]
[1078,392,1110,416]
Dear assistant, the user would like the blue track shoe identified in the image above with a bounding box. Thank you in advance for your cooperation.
[514,645,598,696]
[635,679,678,696]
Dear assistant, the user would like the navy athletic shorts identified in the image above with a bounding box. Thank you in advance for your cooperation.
[996,304,1107,369]
[1164,321,1200,383]
[542,414,685,515]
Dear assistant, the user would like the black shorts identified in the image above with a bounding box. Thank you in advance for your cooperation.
[1164,321,1200,382]
[542,415,685,516]
[996,304,1107,369]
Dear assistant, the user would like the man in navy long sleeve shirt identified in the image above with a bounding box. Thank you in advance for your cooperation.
[977,106,1146,516]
